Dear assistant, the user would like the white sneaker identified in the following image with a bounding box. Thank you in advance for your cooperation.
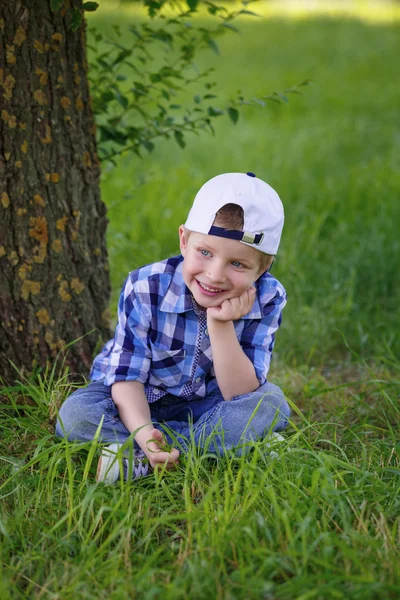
[265,432,285,458]
[96,443,151,484]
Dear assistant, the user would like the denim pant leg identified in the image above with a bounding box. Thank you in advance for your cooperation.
[166,381,290,455]
[55,380,131,443]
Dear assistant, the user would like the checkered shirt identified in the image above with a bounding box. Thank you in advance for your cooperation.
[90,255,286,403]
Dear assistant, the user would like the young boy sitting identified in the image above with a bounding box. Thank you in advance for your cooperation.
[56,172,290,482]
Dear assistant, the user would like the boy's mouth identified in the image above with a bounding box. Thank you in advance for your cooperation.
[196,280,225,294]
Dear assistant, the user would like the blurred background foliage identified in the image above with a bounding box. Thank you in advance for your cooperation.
[87,0,400,370]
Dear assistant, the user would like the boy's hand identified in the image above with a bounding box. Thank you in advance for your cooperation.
[145,428,180,471]
[207,287,256,322]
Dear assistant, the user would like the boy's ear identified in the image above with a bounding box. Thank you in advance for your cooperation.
[179,225,188,255]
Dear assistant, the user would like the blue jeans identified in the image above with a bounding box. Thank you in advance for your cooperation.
[55,380,290,456]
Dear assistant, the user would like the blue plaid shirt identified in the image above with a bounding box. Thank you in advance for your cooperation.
[90,255,286,403]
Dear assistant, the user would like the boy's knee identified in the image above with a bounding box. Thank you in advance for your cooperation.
[242,382,290,429]
[55,382,112,440]
[55,396,82,439]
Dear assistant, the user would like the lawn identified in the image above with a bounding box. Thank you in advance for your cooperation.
[1,2,399,598]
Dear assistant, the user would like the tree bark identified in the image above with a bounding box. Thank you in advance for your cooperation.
[0,0,111,383]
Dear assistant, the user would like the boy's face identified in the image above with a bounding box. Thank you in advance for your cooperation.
[179,226,263,310]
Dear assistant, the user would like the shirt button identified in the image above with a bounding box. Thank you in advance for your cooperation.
[153,389,160,395]
[195,377,201,384]
[204,328,209,336]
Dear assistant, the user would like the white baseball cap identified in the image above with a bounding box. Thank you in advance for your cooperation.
[184,172,284,255]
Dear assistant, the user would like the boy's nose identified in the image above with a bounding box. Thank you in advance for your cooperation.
[206,261,226,283]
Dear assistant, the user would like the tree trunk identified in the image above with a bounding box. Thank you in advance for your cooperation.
[0,0,111,384]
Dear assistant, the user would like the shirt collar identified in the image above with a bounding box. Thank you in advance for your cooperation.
[159,255,264,319]
[242,292,263,319]
[160,257,193,313]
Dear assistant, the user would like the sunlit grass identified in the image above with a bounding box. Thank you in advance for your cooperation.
[94,0,400,24]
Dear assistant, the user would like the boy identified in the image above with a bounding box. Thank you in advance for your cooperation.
[56,172,290,483]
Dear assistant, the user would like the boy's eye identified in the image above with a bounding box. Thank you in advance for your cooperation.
[200,249,210,257]
[231,261,243,268]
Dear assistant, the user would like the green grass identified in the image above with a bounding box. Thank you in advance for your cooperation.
[1,362,399,598]
[1,3,400,598]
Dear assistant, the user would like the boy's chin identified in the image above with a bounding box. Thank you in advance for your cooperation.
[191,289,228,309]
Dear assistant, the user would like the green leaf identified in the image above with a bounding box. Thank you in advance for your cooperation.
[115,93,129,110]
[227,107,239,124]
[194,95,201,104]
[69,9,83,32]
[187,0,199,10]
[142,140,155,153]
[208,107,225,117]
[83,2,99,11]
[237,10,260,17]
[207,39,220,55]
[50,0,64,12]
[174,130,186,149]
[221,23,240,33]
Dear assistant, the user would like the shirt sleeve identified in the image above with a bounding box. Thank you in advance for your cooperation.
[240,280,287,385]
[103,276,152,386]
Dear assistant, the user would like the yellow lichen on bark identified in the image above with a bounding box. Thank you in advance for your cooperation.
[60,96,71,110]
[19,122,27,130]
[58,280,72,302]
[35,68,48,86]
[40,124,52,144]
[45,173,60,183]
[36,309,50,325]
[34,89,47,105]
[71,278,85,294]
[15,161,22,168]
[21,280,41,300]
[21,140,28,154]
[56,216,68,231]
[83,151,92,167]
[52,239,62,253]
[8,251,19,266]
[17,208,27,216]
[2,74,16,100]
[1,192,10,208]
[29,216,48,244]
[52,33,63,43]
[0,246,6,258]
[8,115,17,128]
[18,262,32,280]
[34,194,46,207]
[76,97,84,111]
[1,109,8,121]
[101,308,111,328]
[33,244,47,264]
[6,45,16,65]
[34,40,49,53]
[14,27,27,46]
[44,330,58,351]
[0,18,4,30]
